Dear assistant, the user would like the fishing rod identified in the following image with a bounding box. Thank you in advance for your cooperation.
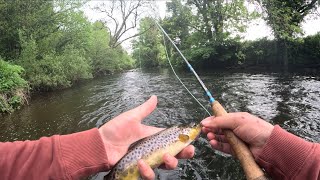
[153,19,268,180]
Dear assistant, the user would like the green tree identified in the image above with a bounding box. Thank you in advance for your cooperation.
[87,21,134,75]
[18,36,92,90]
[0,0,56,59]
[259,0,319,71]
[159,0,259,68]
[0,0,86,59]
[94,0,151,48]
[16,8,94,90]
[187,0,257,43]
[132,17,165,68]
[160,0,193,66]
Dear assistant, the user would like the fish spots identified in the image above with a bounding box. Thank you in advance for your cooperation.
[106,125,201,180]
[122,170,128,176]
[129,168,134,174]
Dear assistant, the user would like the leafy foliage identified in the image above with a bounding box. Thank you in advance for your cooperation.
[93,0,149,48]
[187,0,259,42]
[0,59,27,93]
[133,0,319,71]
[259,0,319,70]
[132,17,166,68]
[88,22,134,75]
[290,33,320,66]
[0,59,28,113]
[0,0,134,113]
[18,40,93,90]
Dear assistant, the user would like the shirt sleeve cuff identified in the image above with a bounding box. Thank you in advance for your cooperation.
[58,128,110,179]
[256,125,314,179]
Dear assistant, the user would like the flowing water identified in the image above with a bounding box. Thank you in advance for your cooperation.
[1,69,319,179]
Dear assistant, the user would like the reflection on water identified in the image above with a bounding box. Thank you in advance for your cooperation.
[0,69,319,179]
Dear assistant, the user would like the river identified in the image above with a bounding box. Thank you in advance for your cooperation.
[0,69,319,179]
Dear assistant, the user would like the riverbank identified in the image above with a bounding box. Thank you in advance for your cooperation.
[0,58,133,114]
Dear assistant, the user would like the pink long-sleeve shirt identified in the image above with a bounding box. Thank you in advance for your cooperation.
[256,125,320,179]
[0,126,319,179]
[0,129,110,179]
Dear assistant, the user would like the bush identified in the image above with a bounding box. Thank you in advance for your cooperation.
[18,38,93,90]
[88,22,134,75]
[0,59,28,113]
[290,33,320,66]
[241,38,277,66]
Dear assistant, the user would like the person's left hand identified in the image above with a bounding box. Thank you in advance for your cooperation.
[98,95,195,180]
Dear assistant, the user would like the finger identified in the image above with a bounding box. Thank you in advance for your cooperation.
[207,133,227,143]
[202,127,218,134]
[209,140,233,155]
[201,113,247,130]
[163,153,178,169]
[138,160,155,180]
[202,127,212,134]
[202,127,223,135]
[207,132,215,140]
[126,95,158,122]
[175,145,195,159]
[214,128,223,135]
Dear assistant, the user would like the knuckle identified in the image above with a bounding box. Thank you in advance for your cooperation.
[142,171,155,180]
[166,162,175,169]
[187,148,195,157]
[239,112,249,120]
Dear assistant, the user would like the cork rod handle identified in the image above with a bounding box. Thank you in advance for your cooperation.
[211,101,268,180]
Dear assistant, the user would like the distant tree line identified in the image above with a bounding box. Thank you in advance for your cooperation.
[132,0,320,72]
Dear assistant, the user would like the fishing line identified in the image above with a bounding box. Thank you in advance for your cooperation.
[153,19,215,103]
[139,12,211,117]
[161,33,211,116]
[146,14,268,180]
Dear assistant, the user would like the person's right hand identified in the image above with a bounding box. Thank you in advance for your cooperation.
[201,112,274,158]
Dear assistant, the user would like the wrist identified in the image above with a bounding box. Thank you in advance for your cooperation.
[251,123,274,157]
[98,128,122,167]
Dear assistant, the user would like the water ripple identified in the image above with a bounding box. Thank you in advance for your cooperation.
[0,69,319,179]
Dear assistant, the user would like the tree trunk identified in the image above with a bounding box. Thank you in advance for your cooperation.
[283,41,288,73]
[277,39,288,73]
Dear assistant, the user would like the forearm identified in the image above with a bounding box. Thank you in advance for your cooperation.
[0,128,110,180]
[256,125,320,180]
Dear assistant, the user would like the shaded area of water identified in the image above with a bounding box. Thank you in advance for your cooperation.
[1,69,319,179]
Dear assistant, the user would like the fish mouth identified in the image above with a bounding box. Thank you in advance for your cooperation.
[190,122,201,129]
[188,124,201,140]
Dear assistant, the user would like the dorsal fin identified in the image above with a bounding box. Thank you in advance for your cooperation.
[128,128,168,150]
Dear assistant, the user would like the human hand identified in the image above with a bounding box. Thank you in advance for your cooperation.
[98,95,195,180]
[201,112,274,158]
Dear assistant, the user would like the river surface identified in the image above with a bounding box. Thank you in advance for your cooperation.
[1,69,319,179]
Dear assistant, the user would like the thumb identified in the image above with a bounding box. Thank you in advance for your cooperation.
[124,95,158,122]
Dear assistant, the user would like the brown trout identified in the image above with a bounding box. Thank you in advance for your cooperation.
[104,123,201,180]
